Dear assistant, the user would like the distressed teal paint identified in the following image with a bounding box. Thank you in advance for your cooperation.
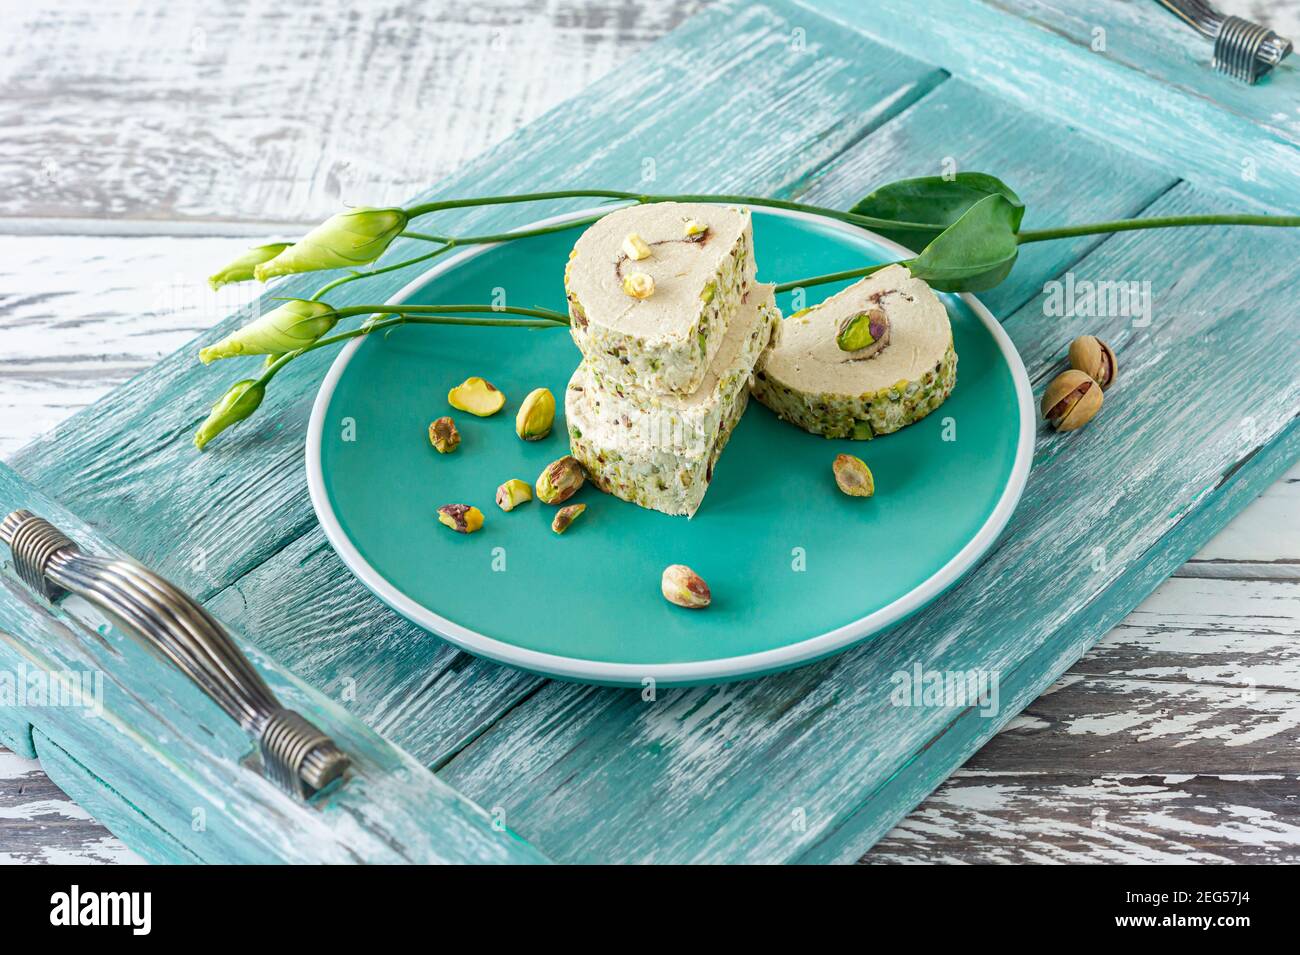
[32,730,203,865]
[786,78,1178,318]
[0,0,1296,863]
[439,184,1300,863]
[802,0,1300,209]
[0,463,549,863]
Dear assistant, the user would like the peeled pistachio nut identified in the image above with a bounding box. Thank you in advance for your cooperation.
[1068,335,1117,390]
[832,454,875,497]
[661,564,711,609]
[683,218,708,239]
[447,376,505,417]
[551,503,587,534]
[836,307,890,359]
[622,233,652,260]
[496,479,533,512]
[622,271,655,300]
[536,455,585,504]
[515,387,556,441]
[437,504,484,534]
[428,416,460,453]
[1041,369,1103,432]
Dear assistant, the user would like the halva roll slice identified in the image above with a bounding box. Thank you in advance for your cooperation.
[566,369,751,518]
[751,264,957,439]
[574,284,780,457]
[565,201,755,396]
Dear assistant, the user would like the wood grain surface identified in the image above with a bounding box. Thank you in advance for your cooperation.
[0,0,1296,864]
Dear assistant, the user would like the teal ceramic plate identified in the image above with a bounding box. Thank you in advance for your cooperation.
[307,208,1034,685]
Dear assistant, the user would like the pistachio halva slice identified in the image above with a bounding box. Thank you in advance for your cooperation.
[751,264,957,439]
[564,287,779,517]
[565,201,756,396]
[572,285,780,458]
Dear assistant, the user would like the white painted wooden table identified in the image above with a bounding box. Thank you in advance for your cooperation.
[1,0,1297,865]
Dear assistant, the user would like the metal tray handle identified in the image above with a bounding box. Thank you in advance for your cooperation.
[1,509,349,799]
[1156,0,1293,83]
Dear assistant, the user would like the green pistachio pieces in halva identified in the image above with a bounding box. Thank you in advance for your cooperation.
[836,307,890,359]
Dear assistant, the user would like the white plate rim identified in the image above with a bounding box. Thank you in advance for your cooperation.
[306,206,1036,684]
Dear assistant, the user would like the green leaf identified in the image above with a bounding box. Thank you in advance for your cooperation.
[851,173,1024,252]
[904,193,1020,292]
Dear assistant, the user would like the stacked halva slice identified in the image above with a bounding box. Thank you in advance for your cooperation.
[563,202,779,517]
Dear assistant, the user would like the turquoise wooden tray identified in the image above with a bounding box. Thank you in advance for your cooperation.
[1,0,1296,863]
[307,209,1033,683]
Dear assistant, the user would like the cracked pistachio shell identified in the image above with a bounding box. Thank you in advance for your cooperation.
[661,564,710,609]
[1068,335,1117,390]
[515,387,555,441]
[448,377,506,417]
[1041,369,1103,431]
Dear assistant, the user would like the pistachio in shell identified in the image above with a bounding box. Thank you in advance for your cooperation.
[1068,336,1117,390]
[1041,369,1103,432]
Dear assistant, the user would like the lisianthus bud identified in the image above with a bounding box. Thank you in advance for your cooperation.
[194,379,265,450]
[207,243,291,290]
[199,299,338,364]
[254,207,408,281]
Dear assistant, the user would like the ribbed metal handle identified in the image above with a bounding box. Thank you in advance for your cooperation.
[1,509,349,799]
[1156,0,1293,83]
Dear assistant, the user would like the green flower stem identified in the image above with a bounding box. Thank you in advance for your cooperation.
[309,243,454,301]
[404,189,939,235]
[401,213,607,246]
[1017,213,1300,244]
[258,304,569,384]
[331,304,568,324]
[774,261,897,294]
[778,214,1300,290]
[307,215,609,302]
